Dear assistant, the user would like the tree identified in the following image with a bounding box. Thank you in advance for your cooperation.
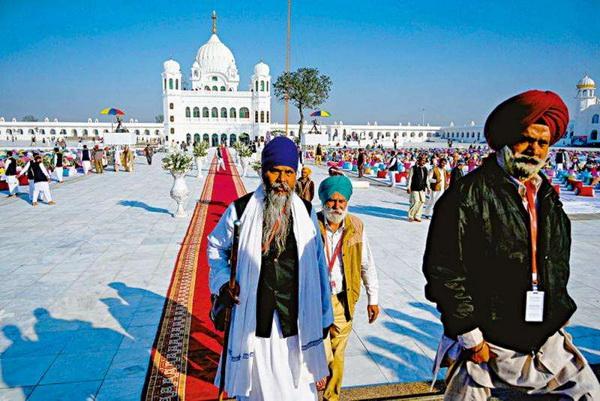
[21,115,37,122]
[273,68,332,143]
[155,114,164,123]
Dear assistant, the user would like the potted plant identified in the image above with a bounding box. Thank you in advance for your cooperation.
[162,152,193,217]
[237,144,254,177]
[250,160,262,176]
[192,141,209,178]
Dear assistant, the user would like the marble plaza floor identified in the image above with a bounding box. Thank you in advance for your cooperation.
[0,151,599,400]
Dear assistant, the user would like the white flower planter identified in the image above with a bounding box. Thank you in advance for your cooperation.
[170,172,190,218]
[195,156,205,178]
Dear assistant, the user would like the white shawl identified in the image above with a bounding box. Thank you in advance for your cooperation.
[208,185,333,397]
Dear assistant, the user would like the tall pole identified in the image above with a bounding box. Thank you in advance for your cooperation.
[284,0,292,135]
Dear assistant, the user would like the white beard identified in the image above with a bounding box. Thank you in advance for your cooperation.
[262,183,293,256]
[499,146,547,181]
[323,205,347,225]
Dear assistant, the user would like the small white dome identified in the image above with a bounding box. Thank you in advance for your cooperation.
[196,34,237,75]
[577,74,596,89]
[254,62,270,76]
[163,59,181,73]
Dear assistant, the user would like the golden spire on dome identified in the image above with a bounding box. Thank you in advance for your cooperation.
[212,10,217,34]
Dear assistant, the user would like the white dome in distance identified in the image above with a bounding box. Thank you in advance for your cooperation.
[163,59,181,73]
[196,34,237,75]
[577,74,596,89]
[254,62,270,76]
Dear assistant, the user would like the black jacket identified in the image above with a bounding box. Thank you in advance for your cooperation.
[423,156,576,353]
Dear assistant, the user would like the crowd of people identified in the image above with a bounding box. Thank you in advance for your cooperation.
[1,143,155,206]
[208,90,600,401]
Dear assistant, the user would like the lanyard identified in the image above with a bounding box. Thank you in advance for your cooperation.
[524,180,539,290]
[324,229,345,272]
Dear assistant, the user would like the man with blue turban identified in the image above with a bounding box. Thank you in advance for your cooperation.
[315,175,380,401]
[209,136,333,401]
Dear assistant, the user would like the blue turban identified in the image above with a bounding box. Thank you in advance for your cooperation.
[261,136,299,172]
[318,175,353,204]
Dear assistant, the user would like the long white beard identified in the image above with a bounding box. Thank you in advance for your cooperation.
[499,146,547,181]
[262,183,293,256]
[323,205,347,225]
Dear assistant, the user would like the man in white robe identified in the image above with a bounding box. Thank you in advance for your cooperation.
[208,136,333,401]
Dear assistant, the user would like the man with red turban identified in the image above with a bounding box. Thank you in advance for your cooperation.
[423,90,600,400]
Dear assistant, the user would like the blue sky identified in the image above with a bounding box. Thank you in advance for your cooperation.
[0,0,598,126]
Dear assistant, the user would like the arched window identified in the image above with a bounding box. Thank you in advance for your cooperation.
[220,86,226,91]
[260,111,265,123]
[266,111,270,123]
[193,107,200,118]
[49,129,55,135]
[230,108,237,118]
[418,132,423,137]
[221,107,227,118]
[169,78,173,90]
[205,86,211,91]
[71,129,78,136]
[255,81,259,92]
[93,129,98,136]
[221,133,228,145]
[266,82,270,92]
[169,116,174,122]
[164,78,167,90]
[194,133,200,143]
[212,86,218,91]
[169,103,174,110]
[135,130,140,135]
[230,134,237,145]
[593,114,599,124]
[145,129,150,135]
[402,132,407,137]
[410,132,415,138]
[82,129,88,136]
[202,107,209,118]
[185,107,191,118]
[261,81,265,91]
[203,134,210,143]
[240,107,250,119]
[186,133,191,144]
[211,107,218,118]
[368,132,373,139]
[255,111,259,123]
[175,79,179,90]
[592,130,599,141]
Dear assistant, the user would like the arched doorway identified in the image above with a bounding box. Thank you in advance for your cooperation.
[220,133,228,145]
[203,134,210,143]
[240,133,250,145]
[186,133,191,145]
[229,134,237,145]
[211,134,219,147]
[194,133,200,144]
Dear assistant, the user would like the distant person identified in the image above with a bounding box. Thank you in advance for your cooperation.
[93,145,104,174]
[448,159,465,190]
[52,147,64,183]
[315,144,323,166]
[216,144,225,171]
[406,155,428,222]
[121,145,134,172]
[386,151,398,187]
[113,146,121,172]
[19,154,54,206]
[3,150,19,197]
[144,144,154,165]
[424,158,448,219]
[295,167,315,202]
[357,149,366,178]
[80,145,91,175]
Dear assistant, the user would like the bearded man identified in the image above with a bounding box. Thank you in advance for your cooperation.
[208,136,333,401]
[316,175,379,401]
[423,90,600,400]
[295,166,315,202]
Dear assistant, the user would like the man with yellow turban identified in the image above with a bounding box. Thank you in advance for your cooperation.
[295,166,315,202]
[316,175,380,401]
[423,90,600,400]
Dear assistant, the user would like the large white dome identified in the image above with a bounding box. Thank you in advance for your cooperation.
[577,74,596,89]
[196,34,237,75]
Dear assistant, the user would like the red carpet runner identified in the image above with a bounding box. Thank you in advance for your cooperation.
[143,149,247,401]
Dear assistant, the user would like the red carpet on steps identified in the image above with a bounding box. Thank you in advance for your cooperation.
[143,149,247,401]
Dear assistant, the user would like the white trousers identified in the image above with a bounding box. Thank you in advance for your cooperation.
[218,158,225,171]
[54,167,63,182]
[426,190,444,217]
[82,160,91,175]
[6,176,18,195]
[237,315,318,401]
[32,182,52,203]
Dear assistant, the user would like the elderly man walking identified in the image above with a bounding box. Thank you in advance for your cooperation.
[407,155,428,222]
[3,151,19,197]
[423,90,600,400]
[424,158,448,219]
[295,166,315,202]
[316,175,380,401]
[208,136,333,401]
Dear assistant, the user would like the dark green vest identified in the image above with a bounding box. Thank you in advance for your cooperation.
[256,217,299,338]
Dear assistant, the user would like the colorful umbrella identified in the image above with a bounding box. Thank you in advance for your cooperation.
[310,110,331,117]
[100,108,125,116]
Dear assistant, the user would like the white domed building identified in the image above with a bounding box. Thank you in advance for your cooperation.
[162,11,271,146]
[558,74,600,146]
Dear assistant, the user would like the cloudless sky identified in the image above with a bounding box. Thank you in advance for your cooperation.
[0,0,599,126]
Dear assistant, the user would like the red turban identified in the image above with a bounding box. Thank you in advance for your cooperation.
[484,90,569,151]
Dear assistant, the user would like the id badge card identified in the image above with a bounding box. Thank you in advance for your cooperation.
[525,291,545,322]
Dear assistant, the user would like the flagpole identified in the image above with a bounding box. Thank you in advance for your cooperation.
[284,0,291,136]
